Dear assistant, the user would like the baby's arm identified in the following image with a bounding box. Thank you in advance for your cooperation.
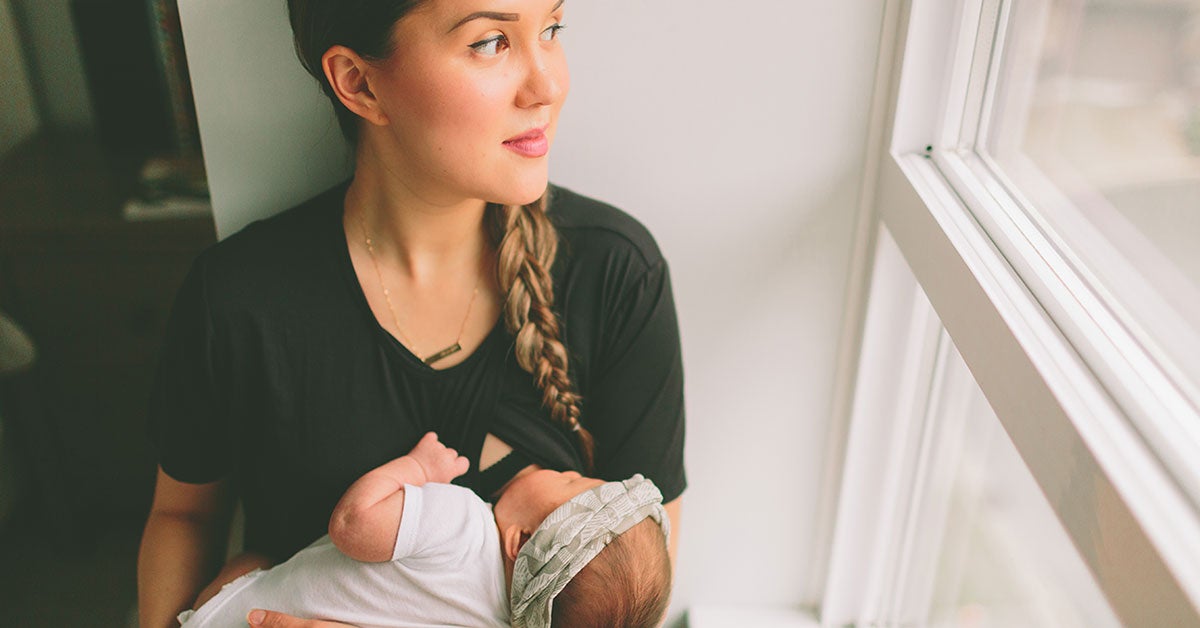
[327,432,468,562]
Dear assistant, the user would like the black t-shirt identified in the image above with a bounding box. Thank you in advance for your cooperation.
[147,182,686,561]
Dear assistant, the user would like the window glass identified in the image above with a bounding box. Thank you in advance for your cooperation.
[984,0,1200,383]
[927,341,1121,628]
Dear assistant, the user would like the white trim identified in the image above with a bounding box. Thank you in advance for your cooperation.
[820,0,1200,623]
[885,329,967,623]
[863,0,1200,620]
[973,0,1041,156]
[983,152,1200,405]
[821,228,930,625]
[687,606,818,628]
[938,0,1002,150]
[969,0,1014,153]
[883,151,1200,626]
[935,151,1200,503]
[950,0,1200,421]
[891,0,961,154]
[860,285,943,624]
[803,0,906,610]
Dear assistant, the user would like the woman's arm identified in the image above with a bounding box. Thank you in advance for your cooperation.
[245,611,356,627]
[192,551,275,610]
[241,499,682,628]
[137,466,234,628]
[664,497,681,572]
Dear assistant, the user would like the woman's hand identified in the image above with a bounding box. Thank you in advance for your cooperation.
[246,610,357,628]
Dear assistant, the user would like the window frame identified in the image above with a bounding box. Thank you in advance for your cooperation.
[815,0,1200,624]
[940,0,1200,497]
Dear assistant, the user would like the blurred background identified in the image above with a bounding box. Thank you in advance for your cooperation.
[0,0,214,626]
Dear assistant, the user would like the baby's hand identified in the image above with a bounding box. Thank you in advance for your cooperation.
[407,432,469,484]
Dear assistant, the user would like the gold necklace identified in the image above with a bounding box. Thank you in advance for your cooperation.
[357,213,482,366]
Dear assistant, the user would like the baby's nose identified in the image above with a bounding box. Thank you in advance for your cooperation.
[563,471,582,479]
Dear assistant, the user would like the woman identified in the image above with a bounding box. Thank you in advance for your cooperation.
[137,1,685,626]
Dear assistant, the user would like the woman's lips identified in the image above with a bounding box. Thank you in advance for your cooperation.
[503,127,549,158]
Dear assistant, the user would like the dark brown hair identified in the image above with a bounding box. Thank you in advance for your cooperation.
[550,518,673,628]
[286,1,596,469]
[287,0,425,142]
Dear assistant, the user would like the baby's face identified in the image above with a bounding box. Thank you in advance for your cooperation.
[493,469,605,531]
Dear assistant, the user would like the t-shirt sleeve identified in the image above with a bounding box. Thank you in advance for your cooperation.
[587,259,687,503]
[146,253,233,484]
[392,484,495,567]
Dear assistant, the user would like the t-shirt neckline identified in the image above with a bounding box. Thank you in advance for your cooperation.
[327,180,506,376]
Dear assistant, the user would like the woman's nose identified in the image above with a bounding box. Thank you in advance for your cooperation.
[517,51,566,108]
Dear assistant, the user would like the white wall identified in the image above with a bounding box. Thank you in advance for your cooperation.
[558,3,884,618]
[0,0,39,157]
[179,0,885,620]
[178,0,353,240]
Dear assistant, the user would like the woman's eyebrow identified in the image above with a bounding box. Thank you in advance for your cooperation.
[447,0,566,33]
[448,11,519,33]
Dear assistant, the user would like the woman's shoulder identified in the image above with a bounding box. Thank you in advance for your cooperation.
[547,185,665,271]
[206,183,345,263]
[186,182,348,307]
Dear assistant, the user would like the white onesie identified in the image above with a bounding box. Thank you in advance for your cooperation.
[178,483,509,628]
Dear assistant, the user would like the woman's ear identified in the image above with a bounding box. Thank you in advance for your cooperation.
[321,45,389,127]
[501,525,533,563]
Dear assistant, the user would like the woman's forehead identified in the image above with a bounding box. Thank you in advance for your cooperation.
[416,0,564,24]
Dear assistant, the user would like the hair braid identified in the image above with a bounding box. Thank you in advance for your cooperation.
[489,195,596,473]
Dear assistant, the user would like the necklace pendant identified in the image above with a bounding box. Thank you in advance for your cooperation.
[423,343,463,366]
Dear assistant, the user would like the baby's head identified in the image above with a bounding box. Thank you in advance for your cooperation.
[493,471,672,628]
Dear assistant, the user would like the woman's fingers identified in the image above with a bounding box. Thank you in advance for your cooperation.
[247,609,358,627]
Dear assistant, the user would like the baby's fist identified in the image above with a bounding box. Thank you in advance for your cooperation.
[408,432,469,483]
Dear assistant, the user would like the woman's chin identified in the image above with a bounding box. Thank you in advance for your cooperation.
[491,178,550,207]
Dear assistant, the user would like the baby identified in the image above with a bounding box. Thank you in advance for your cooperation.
[178,433,672,628]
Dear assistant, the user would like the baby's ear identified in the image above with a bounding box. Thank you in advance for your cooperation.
[502,525,533,562]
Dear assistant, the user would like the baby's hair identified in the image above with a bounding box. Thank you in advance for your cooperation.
[550,518,672,628]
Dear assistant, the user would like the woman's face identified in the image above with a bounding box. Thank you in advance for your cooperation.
[364,0,570,207]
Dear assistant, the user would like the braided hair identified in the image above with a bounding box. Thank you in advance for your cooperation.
[488,195,596,472]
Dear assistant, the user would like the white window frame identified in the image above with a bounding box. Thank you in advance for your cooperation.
[812,0,1200,625]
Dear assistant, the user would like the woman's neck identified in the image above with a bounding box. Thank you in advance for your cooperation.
[346,148,491,282]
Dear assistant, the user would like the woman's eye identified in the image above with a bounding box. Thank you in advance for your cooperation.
[540,23,566,42]
[469,34,509,56]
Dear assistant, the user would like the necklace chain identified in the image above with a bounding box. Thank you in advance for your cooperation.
[357,212,482,366]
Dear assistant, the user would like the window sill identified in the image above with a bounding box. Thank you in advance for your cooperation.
[687,606,819,628]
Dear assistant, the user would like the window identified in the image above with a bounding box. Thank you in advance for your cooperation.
[926,367,1121,628]
[975,0,1200,491]
[816,0,1200,624]
[821,229,1121,626]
